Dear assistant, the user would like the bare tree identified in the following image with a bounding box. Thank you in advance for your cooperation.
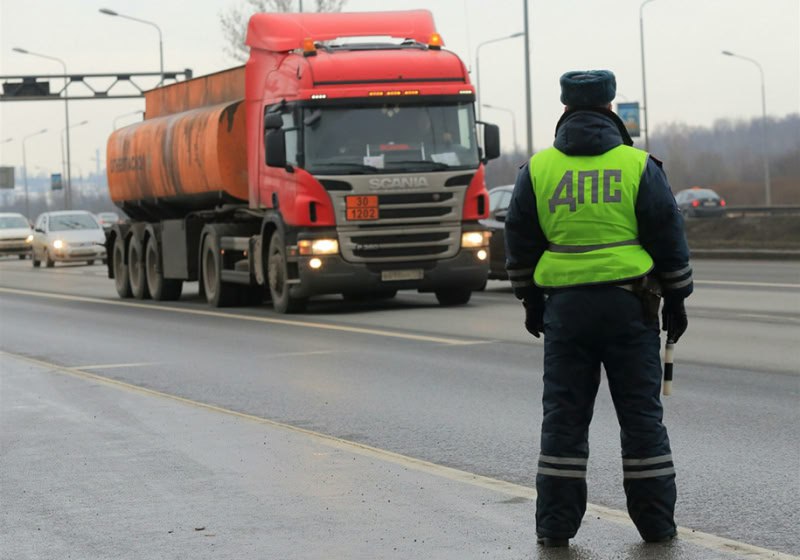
[221,0,347,62]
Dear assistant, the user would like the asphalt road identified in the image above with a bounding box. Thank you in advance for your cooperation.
[1,257,798,558]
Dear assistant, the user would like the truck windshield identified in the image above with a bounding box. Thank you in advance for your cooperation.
[303,103,480,175]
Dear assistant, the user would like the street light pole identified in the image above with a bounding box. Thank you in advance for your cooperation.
[639,0,657,152]
[12,47,73,209]
[22,129,48,220]
[722,50,772,206]
[523,0,533,155]
[475,32,524,122]
[482,104,519,154]
[61,121,88,207]
[99,8,164,85]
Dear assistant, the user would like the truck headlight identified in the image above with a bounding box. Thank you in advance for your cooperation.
[298,238,339,256]
[461,231,489,248]
[25,234,33,243]
[53,239,64,249]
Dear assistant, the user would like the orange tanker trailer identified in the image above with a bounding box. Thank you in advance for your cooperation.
[107,67,248,211]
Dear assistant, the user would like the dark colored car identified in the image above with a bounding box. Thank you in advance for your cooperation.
[480,184,515,280]
[675,187,726,218]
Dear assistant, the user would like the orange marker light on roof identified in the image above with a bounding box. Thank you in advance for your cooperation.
[428,33,443,49]
[302,37,317,56]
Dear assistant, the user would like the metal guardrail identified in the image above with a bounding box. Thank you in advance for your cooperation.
[723,205,800,217]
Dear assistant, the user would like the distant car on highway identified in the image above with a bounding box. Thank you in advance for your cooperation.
[675,187,726,218]
[480,184,515,280]
[95,211,122,232]
[0,212,33,259]
[31,211,107,268]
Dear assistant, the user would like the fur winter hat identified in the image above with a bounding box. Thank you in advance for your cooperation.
[559,70,617,107]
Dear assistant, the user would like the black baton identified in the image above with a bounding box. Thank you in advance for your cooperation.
[663,339,675,396]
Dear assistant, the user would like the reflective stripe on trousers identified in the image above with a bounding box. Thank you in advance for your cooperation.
[538,454,588,479]
[623,454,675,479]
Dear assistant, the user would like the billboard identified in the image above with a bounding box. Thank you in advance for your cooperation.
[617,102,641,138]
[51,173,63,191]
[0,166,13,189]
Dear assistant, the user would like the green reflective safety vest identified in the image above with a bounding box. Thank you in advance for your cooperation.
[530,144,654,288]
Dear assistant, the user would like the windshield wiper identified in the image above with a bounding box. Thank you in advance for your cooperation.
[312,162,381,174]
[386,160,451,171]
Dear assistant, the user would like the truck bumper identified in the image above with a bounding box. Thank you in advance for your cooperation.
[290,248,489,299]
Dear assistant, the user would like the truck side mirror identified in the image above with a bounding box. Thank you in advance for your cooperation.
[482,123,501,162]
[264,113,283,130]
[265,129,288,169]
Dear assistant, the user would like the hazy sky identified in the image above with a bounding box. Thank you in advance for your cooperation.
[1,0,798,178]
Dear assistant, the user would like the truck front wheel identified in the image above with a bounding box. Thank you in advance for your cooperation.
[146,236,182,301]
[435,288,472,306]
[267,232,306,314]
[113,236,132,298]
[201,232,237,307]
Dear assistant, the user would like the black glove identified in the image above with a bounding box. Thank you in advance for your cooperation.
[523,297,545,339]
[661,297,688,343]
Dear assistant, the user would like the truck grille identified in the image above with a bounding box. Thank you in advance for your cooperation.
[324,173,469,264]
[341,226,459,262]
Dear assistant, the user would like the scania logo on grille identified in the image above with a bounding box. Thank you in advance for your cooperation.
[368,176,429,190]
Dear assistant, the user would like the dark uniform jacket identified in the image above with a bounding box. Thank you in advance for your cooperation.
[504,109,693,303]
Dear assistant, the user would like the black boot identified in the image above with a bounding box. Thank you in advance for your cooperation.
[644,531,676,543]
[537,536,569,548]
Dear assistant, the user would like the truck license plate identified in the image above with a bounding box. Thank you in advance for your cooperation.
[346,195,379,221]
[381,269,423,282]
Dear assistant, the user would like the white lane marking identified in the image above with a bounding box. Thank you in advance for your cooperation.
[0,287,485,346]
[72,362,156,371]
[696,279,800,289]
[259,350,341,359]
[737,313,800,324]
[2,350,795,560]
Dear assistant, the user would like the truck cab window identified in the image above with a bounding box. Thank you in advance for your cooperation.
[264,107,299,167]
[282,112,298,167]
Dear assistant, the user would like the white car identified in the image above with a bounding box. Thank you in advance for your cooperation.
[0,212,34,259]
[32,211,107,268]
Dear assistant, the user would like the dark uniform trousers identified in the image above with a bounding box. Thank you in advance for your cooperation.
[536,285,677,541]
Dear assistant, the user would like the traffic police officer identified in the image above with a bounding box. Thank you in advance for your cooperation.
[504,70,693,547]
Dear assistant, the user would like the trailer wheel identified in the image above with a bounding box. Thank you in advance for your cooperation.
[128,235,150,300]
[201,232,237,307]
[113,236,132,298]
[435,288,472,306]
[146,235,182,301]
[267,232,306,314]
